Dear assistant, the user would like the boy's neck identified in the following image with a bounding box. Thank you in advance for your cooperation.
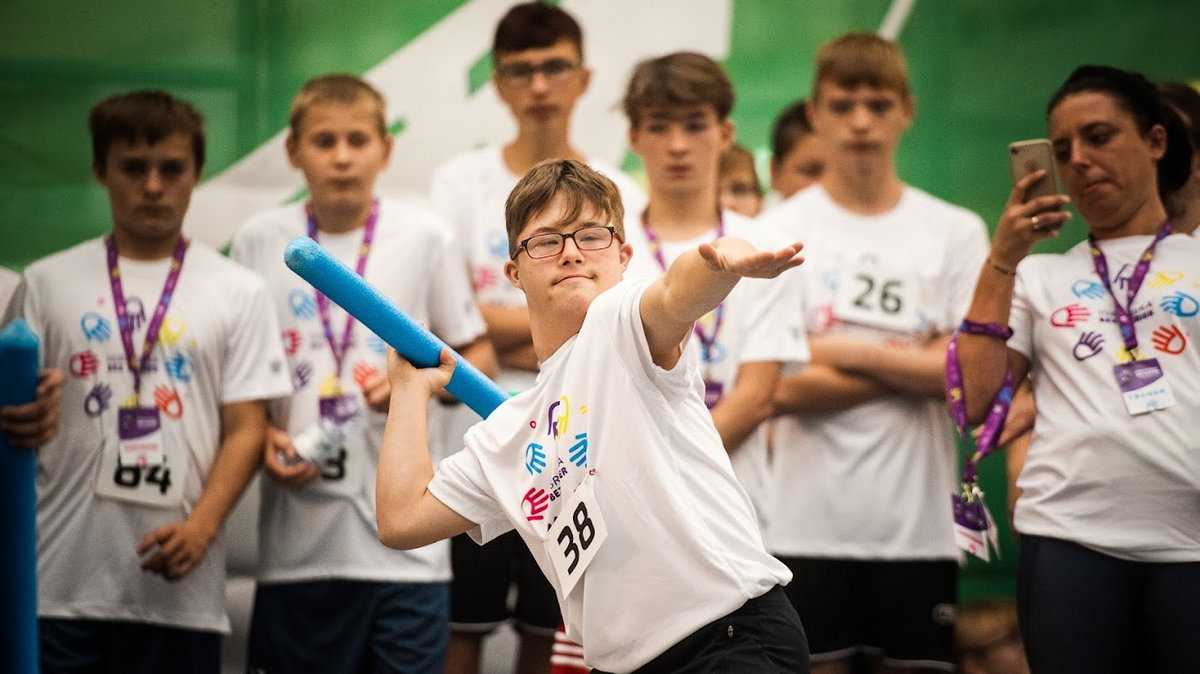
[530,311,585,366]
[310,199,373,235]
[504,131,584,176]
[109,228,184,261]
[642,192,721,241]
[822,159,904,215]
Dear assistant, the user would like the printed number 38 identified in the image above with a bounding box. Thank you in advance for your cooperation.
[556,501,596,574]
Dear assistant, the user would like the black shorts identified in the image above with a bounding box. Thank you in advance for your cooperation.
[248,579,449,673]
[592,586,808,674]
[780,556,957,669]
[39,618,220,674]
[449,530,560,636]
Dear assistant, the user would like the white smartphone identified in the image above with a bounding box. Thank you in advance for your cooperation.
[1008,139,1062,201]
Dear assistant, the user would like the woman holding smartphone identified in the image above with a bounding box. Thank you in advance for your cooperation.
[955,65,1200,673]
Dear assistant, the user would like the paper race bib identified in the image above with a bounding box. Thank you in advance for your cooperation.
[543,473,607,599]
[306,393,368,497]
[833,265,920,333]
[96,430,187,508]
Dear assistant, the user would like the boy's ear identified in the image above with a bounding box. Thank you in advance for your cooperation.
[618,241,633,271]
[719,119,735,152]
[285,133,300,168]
[504,258,522,289]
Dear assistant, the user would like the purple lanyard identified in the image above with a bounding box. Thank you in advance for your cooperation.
[641,210,725,359]
[106,235,190,398]
[306,200,378,378]
[944,335,1014,484]
[1087,221,1172,355]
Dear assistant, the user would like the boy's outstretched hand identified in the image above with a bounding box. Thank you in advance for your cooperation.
[698,237,805,279]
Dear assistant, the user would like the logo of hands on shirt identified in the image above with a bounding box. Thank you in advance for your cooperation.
[522,487,549,522]
[1152,325,1187,355]
[1071,280,1106,300]
[1050,303,1091,328]
[1160,291,1199,318]
[525,443,547,475]
[80,312,112,343]
[1072,331,1105,361]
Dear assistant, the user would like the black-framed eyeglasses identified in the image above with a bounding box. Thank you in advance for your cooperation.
[512,226,618,260]
[495,58,579,86]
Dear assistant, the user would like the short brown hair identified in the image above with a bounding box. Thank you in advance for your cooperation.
[719,144,759,185]
[622,51,734,126]
[493,1,583,60]
[289,73,388,139]
[771,99,814,165]
[813,32,910,100]
[89,90,205,173]
[505,159,625,258]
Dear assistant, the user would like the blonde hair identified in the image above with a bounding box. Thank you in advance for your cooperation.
[289,73,388,138]
[505,159,625,258]
[813,32,910,100]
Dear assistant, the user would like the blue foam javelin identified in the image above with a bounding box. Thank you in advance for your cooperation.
[0,319,41,674]
[284,237,508,419]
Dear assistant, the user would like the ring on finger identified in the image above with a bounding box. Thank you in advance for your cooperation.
[1031,215,1042,230]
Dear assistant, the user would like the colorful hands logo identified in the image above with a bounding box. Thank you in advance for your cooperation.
[1147,271,1184,290]
[281,329,303,356]
[80,312,112,343]
[365,333,388,355]
[83,383,112,418]
[1072,332,1104,361]
[567,433,588,468]
[293,361,313,389]
[289,290,317,319]
[154,385,183,419]
[158,316,186,346]
[547,397,569,440]
[474,267,499,293]
[165,353,194,382]
[125,297,147,331]
[69,350,100,378]
[525,443,547,475]
[1160,291,1199,318]
[1050,303,1091,328]
[353,362,380,389]
[1113,264,1134,291]
[522,487,549,522]
[1152,325,1187,355]
[1070,280,1106,300]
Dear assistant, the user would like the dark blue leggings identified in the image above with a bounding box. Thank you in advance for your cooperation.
[1018,535,1200,674]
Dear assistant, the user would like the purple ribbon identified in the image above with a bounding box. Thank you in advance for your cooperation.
[306,200,379,378]
[106,235,189,399]
[1087,221,1172,354]
[642,210,725,361]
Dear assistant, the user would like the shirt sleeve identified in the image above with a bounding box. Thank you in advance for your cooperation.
[220,272,293,403]
[428,430,513,544]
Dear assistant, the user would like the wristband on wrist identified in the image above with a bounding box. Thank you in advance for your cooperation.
[958,319,1013,340]
[987,257,1017,277]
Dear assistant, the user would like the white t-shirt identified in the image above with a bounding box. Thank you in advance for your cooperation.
[428,279,791,672]
[761,184,989,559]
[5,238,291,633]
[622,209,809,527]
[0,266,19,313]
[1009,232,1200,562]
[429,144,647,394]
[230,197,486,583]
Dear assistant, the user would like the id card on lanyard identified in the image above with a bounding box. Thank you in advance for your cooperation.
[642,211,725,407]
[95,235,190,508]
[1090,222,1177,415]
[302,202,378,496]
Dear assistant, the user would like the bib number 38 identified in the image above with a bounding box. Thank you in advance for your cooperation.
[544,474,607,598]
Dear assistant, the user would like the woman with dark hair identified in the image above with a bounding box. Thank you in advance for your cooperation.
[954,65,1200,673]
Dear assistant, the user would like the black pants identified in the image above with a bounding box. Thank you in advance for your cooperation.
[1018,535,1200,674]
[594,586,809,674]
